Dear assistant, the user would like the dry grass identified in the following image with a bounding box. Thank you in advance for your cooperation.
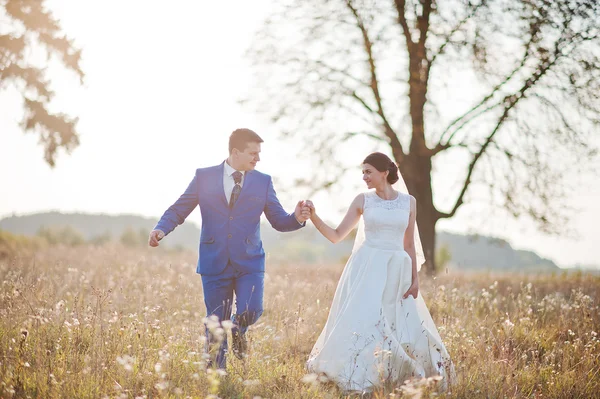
[0,244,599,398]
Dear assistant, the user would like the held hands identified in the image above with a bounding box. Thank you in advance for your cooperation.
[294,200,312,223]
[148,229,165,247]
[305,200,316,218]
[402,281,419,299]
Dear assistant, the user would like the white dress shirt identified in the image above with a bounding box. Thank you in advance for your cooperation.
[223,160,244,205]
[223,160,305,224]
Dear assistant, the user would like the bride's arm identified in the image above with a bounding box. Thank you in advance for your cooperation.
[403,196,419,298]
[310,194,364,244]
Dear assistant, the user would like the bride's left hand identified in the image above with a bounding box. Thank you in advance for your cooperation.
[305,200,316,218]
[402,282,419,299]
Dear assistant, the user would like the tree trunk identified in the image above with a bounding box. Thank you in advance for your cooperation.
[401,154,437,275]
[402,38,436,274]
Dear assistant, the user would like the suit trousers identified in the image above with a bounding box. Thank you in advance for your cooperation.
[201,261,264,369]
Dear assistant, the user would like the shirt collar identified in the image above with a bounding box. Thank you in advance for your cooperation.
[224,160,242,177]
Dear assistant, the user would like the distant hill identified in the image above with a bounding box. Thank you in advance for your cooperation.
[437,232,559,271]
[0,212,561,271]
[0,211,200,250]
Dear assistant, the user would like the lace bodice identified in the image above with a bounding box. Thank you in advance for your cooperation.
[361,191,411,251]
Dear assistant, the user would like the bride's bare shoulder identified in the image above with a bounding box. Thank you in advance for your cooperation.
[407,194,417,210]
[353,192,366,204]
[351,193,367,213]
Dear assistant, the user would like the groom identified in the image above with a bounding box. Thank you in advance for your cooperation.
[148,128,310,369]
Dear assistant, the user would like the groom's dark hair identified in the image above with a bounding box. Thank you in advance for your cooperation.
[229,128,264,154]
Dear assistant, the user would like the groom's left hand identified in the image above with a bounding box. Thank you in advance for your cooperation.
[294,200,311,223]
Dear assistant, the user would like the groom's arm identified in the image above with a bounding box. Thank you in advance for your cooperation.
[263,177,305,232]
[154,172,200,236]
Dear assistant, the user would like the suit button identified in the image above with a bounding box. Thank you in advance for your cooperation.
[228,234,232,238]
[229,216,233,220]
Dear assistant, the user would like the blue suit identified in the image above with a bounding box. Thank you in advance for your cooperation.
[155,161,304,367]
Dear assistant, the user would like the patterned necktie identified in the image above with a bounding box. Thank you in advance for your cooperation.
[229,171,243,208]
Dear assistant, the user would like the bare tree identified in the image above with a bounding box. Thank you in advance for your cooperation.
[243,0,600,274]
[1,0,83,167]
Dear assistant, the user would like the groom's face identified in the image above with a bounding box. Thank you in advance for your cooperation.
[235,141,261,171]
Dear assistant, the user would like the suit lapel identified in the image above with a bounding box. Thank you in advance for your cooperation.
[216,161,229,208]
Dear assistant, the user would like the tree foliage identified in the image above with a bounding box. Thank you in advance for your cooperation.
[1,0,83,166]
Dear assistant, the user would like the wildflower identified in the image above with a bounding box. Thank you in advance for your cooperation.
[55,300,65,311]
[400,384,423,399]
[116,355,135,372]
[155,381,169,391]
[301,373,319,384]
[216,369,227,377]
[203,315,221,331]
[221,320,234,331]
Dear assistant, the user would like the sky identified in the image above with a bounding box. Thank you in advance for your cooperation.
[1,1,599,269]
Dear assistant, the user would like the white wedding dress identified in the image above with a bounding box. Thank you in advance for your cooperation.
[307,191,454,392]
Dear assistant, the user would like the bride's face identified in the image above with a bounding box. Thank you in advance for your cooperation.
[362,163,388,189]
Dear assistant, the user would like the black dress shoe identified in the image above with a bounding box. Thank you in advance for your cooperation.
[231,330,247,359]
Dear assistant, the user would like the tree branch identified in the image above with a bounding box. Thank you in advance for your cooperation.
[313,59,368,87]
[430,1,486,66]
[437,38,534,146]
[439,45,563,219]
[428,142,452,156]
[417,0,432,49]
[532,93,578,137]
[342,131,387,143]
[393,0,415,52]
[351,91,376,115]
[345,0,405,160]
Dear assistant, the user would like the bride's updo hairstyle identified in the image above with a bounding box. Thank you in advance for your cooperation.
[363,152,400,185]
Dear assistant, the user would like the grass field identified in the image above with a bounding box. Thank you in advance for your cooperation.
[1,244,599,398]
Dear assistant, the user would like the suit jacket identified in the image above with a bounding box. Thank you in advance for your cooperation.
[155,162,304,275]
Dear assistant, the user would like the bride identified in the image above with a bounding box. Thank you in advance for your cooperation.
[305,152,454,392]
